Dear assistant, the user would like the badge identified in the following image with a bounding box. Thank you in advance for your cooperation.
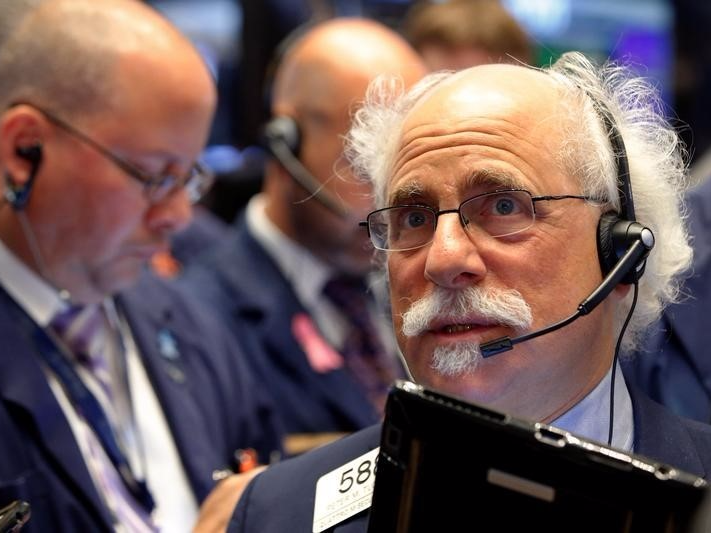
[157,328,179,360]
[312,447,379,532]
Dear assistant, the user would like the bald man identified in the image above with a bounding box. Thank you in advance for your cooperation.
[183,19,426,442]
[224,52,711,532]
[0,1,281,531]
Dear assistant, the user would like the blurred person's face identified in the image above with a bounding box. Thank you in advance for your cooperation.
[1,48,216,304]
[279,61,377,277]
[268,22,426,278]
[385,65,621,422]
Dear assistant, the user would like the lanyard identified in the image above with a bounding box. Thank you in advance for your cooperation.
[10,298,155,513]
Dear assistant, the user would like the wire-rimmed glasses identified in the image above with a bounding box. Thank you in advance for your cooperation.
[360,189,595,252]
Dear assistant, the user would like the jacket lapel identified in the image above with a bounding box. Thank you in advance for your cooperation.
[116,277,217,502]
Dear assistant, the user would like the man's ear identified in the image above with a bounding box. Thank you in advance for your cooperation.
[0,106,47,209]
[1,106,46,182]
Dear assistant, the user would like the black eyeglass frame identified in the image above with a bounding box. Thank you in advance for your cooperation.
[11,102,214,204]
[359,188,597,252]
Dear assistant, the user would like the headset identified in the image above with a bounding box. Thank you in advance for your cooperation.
[594,101,651,285]
[480,95,655,358]
[260,115,348,218]
[4,143,43,210]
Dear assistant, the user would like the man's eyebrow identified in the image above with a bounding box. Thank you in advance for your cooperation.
[388,181,427,205]
[464,169,525,191]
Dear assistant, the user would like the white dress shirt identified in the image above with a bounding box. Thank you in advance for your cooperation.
[247,194,341,344]
[552,362,634,451]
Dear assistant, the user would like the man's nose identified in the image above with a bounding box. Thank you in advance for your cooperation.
[145,188,193,236]
[424,213,487,289]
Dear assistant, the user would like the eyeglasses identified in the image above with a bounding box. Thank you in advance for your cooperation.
[360,189,595,252]
[16,103,214,204]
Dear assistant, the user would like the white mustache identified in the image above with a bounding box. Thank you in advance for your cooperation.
[402,286,533,338]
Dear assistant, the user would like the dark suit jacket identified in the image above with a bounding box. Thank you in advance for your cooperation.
[171,205,229,268]
[623,177,711,422]
[0,273,283,532]
[181,215,380,434]
[229,384,711,533]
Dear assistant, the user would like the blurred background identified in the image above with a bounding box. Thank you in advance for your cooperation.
[146,0,711,222]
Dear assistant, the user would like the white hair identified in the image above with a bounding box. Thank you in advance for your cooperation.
[346,51,692,354]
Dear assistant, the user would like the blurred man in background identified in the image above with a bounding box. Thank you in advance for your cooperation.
[227,51,711,532]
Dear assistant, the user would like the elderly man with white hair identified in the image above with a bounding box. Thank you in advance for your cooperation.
[203,51,711,532]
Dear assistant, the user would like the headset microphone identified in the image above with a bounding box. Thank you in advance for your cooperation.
[480,225,654,357]
[261,116,349,218]
[5,144,43,210]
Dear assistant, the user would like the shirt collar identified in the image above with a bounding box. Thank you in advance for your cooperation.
[552,362,634,451]
[0,238,68,326]
[246,194,333,307]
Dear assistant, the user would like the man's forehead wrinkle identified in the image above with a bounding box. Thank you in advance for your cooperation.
[396,114,537,159]
[391,132,534,184]
[391,129,494,177]
[389,102,560,189]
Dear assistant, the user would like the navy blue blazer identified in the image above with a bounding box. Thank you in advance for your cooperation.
[0,273,283,532]
[170,205,229,268]
[623,177,711,422]
[229,384,711,533]
[181,214,380,434]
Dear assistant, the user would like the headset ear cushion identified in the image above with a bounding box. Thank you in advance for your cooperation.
[261,116,301,157]
[597,211,647,285]
[597,211,621,279]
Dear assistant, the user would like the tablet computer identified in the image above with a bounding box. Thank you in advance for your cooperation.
[367,381,710,533]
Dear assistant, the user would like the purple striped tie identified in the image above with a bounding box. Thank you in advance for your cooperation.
[51,304,113,401]
[50,305,158,531]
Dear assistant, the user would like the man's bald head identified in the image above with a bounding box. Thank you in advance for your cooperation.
[272,18,425,117]
[0,0,216,303]
[403,63,559,128]
[0,0,210,118]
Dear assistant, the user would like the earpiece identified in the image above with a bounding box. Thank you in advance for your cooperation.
[262,116,301,157]
[260,116,348,218]
[5,143,43,210]
[16,144,43,165]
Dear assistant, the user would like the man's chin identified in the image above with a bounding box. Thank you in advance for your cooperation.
[430,342,483,377]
